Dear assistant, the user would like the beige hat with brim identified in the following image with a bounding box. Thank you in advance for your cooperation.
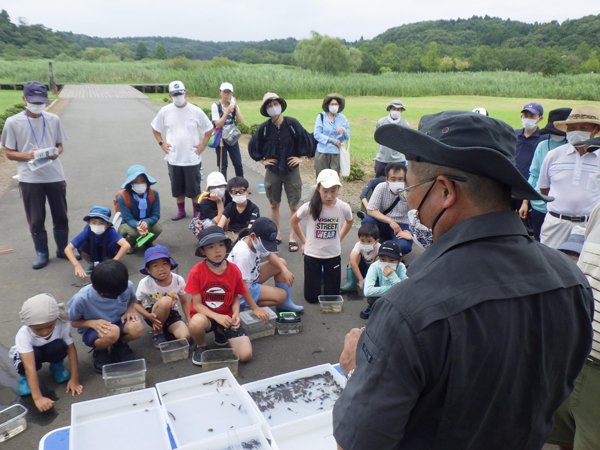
[554,105,600,132]
[19,293,69,326]
[322,93,345,113]
[260,93,287,117]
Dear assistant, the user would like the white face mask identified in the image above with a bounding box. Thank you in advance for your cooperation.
[131,183,147,195]
[267,105,282,117]
[550,134,566,142]
[212,187,226,199]
[360,244,374,253]
[329,105,339,114]
[253,237,270,257]
[90,225,106,236]
[567,130,592,147]
[521,118,538,130]
[388,181,405,194]
[172,95,186,107]
[26,102,45,114]
[232,195,247,204]
[379,261,398,271]
[389,110,401,120]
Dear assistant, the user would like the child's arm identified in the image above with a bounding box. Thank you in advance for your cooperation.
[290,213,306,253]
[65,242,87,278]
[192,294,234,329]
[241,290,270,322]
[20,352,55,412]
[266,253,294,286]
[364,265,395,297]
[178,293,191,324]
[113,237,130,261]
[231,296,241,329]
[65,343,83,396]
[348,251,363,286]
[340,218,354,242]
[217,214,229,229]
[134,301,162,330]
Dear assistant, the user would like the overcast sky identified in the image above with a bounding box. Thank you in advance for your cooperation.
[3,1,598,42]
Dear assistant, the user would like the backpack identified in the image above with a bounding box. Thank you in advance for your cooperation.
[114,189,156,213]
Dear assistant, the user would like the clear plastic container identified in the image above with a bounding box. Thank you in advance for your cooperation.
[159,338,190,363]
[277,312,301,334]
[201,349,239,377]
[318,295,343,313]
[240,307,277,340]
[257,184,266,194]
[0,404,28,443]
[102,358,146,395]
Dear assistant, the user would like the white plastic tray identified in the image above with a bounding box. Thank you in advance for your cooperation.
[177,424,275,450]
[271,411,336,450]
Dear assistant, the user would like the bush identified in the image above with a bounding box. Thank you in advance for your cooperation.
[344,163,365,181]
[250,123,260,135]
[0,103,26,135]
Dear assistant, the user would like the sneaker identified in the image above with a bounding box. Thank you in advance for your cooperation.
[110,341,136,363]
[359,306,372,320]
[152,333,168,349]
[357,210,366,220]
[192,346,207,366]
[49,361,71,383]
[92,348,112,374]
[18,374,31,396]
[171,210,187,221]
[214,332,228,347]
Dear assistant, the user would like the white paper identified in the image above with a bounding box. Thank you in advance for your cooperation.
[33,146,58,160]
[27,158,53,171]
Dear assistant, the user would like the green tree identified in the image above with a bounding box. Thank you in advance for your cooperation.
[440,56,454,71]
[82,47,112,61]
[293,31,361,74]
[421,42,441,71]
[581,50,600,72]
[170,49,195,60]
[154,44,167,60]
[135,41,148,60]
[113,42,133,60]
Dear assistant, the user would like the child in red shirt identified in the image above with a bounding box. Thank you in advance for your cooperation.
[186,226,261,366]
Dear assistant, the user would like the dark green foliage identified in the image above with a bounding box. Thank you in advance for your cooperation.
[344,163,365,181]
[153,44,167,60]
[135,41,148,60]
[0,103,26,135]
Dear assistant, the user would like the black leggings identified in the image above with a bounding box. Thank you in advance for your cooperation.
[304,254,341,303]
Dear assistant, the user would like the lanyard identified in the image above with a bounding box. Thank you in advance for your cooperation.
[25,111,46,148]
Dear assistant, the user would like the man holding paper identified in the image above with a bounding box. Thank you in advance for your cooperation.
[1,81,69,269]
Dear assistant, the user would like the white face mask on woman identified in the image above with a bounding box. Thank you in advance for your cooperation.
[26,102,45,115]
[172,95,186,107]
[329,105,339,114]
[267,105,282,117]
[131,183,147,195]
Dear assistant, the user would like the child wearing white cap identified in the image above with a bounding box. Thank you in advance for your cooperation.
[10,294,83,412]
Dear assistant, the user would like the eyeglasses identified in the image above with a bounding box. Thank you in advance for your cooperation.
[229,188,247,195]
[398,175,467,201]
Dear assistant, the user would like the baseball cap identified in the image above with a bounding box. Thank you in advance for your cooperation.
[83,206,112,224]
[19,293,69,326]
[220,82,233,92]
[378,240,402,259]
[140,245,178,275]
[206,172,227,188]
[521,102,543,116]
[251,217,279,253]
[169,80,186,95]
[317,169,342,189]
[472,107,488,116]
[23,81,49,104]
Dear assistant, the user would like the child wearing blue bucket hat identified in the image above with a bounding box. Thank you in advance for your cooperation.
[64,206,130,277]
[134,245,191,348]
[116,165,162,253]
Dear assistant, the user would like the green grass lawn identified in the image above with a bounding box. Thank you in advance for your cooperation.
[0,90,58,115]
[147,93,595,164]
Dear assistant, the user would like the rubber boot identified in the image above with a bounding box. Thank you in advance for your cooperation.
[53,229,80,260]
[18,374,31,396]
[340,267,358,292]
[49,361,71,384]
[275,282,304,313]
[31,231,49,269]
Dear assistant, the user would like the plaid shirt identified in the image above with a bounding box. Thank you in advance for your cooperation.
[367,182,409,224]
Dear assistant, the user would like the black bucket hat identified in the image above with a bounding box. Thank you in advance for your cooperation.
[539,108,572,136]
[195,226,232,257]
[374,110,553,202]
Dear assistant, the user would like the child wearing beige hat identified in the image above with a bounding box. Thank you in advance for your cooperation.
[9,293,83,412]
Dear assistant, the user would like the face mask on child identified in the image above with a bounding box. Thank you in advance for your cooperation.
[232,195,247,204]
[212,187,226,199]
[360,244,374,252]
[253,237,270,257]
[131,183,147,195]
[90,225,106,236]
[379,261,398,271]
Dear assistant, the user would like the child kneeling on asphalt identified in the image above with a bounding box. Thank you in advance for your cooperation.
[68,259,144,374]
[134,245,191,348]
[361,240,408,319]
[10,294,83,412]
[340,223,381,295]
[185,227,262,365]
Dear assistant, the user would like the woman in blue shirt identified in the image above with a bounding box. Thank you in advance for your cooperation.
[313,93,350,177]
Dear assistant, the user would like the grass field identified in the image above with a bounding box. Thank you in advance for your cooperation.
[0,90,58,115]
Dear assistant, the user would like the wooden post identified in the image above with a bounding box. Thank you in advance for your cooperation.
[48,62,57,94]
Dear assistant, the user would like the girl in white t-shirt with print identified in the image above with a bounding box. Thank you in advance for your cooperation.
[291,169,354,304]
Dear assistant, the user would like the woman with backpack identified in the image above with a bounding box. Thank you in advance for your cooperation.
[313,93,350,177]
[116,165,162,253]
[212,82,244,179]
[248,93,314,252]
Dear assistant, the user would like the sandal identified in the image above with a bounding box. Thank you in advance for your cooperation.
[275,238,283,245]
[288,241,299,252]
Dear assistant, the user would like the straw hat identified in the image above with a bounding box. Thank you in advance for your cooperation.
[260,93,287,117]
[322,93,345,113]
[554,106,600,132]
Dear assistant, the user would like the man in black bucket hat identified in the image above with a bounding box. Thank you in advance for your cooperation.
[333,111,594,450]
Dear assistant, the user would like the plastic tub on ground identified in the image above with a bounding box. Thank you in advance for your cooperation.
[276,312,301,334]
[159,338,190,363]
[240,307,277,340]
[201,349,239,377]
[318,295,343,313]
[0,404,28,443]
[102,358,146,395]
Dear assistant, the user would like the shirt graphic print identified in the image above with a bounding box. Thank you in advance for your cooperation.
[315,217,339,239]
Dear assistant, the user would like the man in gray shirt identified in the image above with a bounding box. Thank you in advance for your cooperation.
[2,82,70,269]
[373,99,410,177]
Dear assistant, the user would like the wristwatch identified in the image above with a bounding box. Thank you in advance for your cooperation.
[158,141,163,146]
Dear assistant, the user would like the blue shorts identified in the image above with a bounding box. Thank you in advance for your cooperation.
[239,282,262,311]
[81,321,126,348]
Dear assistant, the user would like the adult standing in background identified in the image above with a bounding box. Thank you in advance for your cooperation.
[2,81,70,269]
[519,108,571,241]
[151,80,213,221]
[211,82,244,179]
[313,93,349,176]
[248,93,313,252]
[373,99,410,177]
[515,102,545,180]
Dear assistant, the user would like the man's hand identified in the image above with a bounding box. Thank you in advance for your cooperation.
[262,158,277,166]
[396,229,412,240]
[252,307,270,323]
[159,142,172,155]
[91,319,113,337]
[194,143,207,155]
[390,222,401,235]
[382,266,394,277]
[340,328,363,376]
[34,396,55,412]
[519,201,529,219]
[66,378,83,396]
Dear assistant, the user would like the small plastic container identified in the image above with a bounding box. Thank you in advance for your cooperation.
[0,404,28,443]
[257,183,266,194]
[201,349,239,377]
[318,295,343,313]
[277,312,301,334]
[240,307,277,340]
[102,358,146,395]
[159,338,190,363]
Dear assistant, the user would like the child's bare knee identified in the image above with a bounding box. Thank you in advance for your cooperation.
[125,320,144,340]
[238,348,253,362]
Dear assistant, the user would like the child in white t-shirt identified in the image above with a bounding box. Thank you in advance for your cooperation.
[291,169,354,304]
[134,245,191,348]
[10,294,83,412]
[340,222,381,295]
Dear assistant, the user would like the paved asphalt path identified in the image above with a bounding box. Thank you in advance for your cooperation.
[0,95,367,448]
